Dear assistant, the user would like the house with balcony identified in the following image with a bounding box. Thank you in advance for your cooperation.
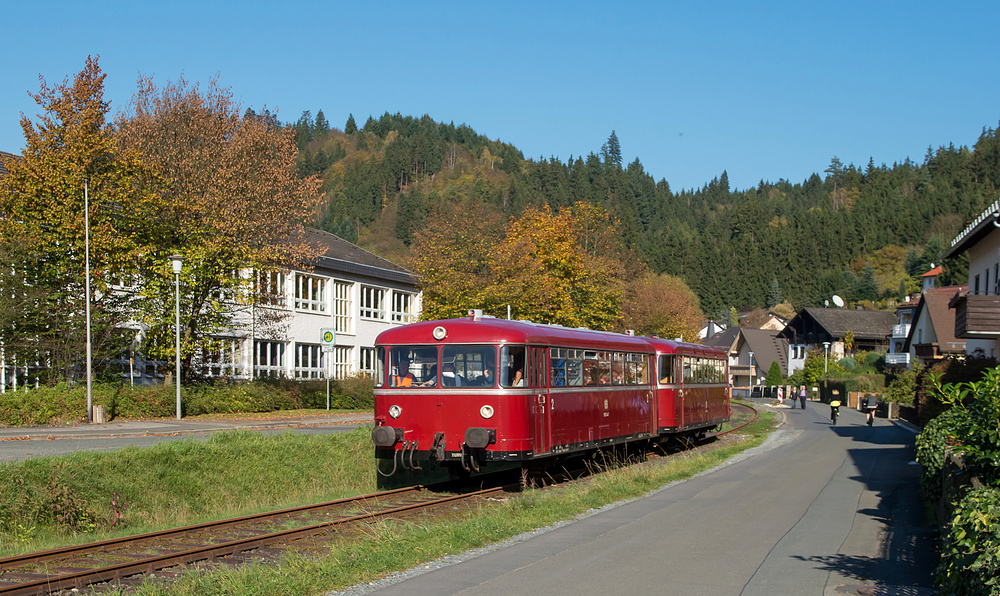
[901,286,967,367]
[885,297,918,369]
[943,198,1000,360]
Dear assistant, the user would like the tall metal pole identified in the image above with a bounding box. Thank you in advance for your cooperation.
[170,255,183,419]
[85,180,93,422]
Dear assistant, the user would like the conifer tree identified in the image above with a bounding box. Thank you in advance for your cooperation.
[345,113,357,134]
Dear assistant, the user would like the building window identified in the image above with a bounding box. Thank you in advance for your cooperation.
[294,343,324,378]
[256,270,286,306]
[295,273,326,312]
[201,339,244,378]
[332,280,353,333]
[254,340,285,378]
[360,347,377,375]
[361,285,386,320]
[331,346,351,379]
[392,291,416,323]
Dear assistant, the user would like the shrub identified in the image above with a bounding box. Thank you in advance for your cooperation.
[937,486,1000,595]
[838,357,857,371]
[334,374,375,409]
[915,408,966,503]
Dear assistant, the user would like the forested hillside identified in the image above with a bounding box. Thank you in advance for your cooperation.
[290,109,1000,317]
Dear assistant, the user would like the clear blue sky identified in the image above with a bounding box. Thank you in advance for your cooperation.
[3,1,999,192]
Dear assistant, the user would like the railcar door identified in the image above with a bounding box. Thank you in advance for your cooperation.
[530,346,551,455]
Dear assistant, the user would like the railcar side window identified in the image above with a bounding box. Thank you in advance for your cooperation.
[500,346,526,387]
[550,348,584,387]
[388,346,438,388]
[659,355,675,384]
[442,346,497,387]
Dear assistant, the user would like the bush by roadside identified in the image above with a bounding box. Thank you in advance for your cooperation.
[917,367,1000,595]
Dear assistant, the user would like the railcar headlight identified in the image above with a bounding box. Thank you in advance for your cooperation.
[389,405,402,419]
[432,326,447,340]
[480,405,495,419]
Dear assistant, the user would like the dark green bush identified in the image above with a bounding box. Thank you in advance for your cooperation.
[915,408,966,503]
[0,377,371,426]
[937,486,1000,595]
[839,357,857,371]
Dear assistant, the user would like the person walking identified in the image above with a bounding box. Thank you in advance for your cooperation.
[798,385,807,410]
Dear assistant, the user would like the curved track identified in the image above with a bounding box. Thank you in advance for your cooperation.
[0,485,506,595]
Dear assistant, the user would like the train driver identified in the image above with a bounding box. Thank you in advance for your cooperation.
[391,357,415,387]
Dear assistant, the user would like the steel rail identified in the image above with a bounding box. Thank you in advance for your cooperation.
[0,485,504,596]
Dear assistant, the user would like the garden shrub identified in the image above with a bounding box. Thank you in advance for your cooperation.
[937,486,1000,595]
[839,357,857,371]
[915,408,966,503]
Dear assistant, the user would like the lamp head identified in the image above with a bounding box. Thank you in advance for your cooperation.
[169,254,183,274]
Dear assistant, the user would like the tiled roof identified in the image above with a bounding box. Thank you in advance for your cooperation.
[741,328,789,377]
[305,228,419,286]
[0,151,17,178]
[903,286,966,353]
[784,307,896,341]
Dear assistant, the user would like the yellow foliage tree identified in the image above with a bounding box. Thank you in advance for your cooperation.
[620,273,703,341]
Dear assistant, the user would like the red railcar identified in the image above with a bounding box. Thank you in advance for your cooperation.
[647,337,730,436]
[371,311,729,477]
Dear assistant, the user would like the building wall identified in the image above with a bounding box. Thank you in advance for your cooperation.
[966,229,1000,359]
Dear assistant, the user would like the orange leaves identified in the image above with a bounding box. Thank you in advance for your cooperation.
[412,201,631,330]
[621,273,703,341]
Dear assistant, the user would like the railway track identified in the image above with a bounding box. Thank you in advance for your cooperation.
[0,484,507,596]
[0,402,759,595]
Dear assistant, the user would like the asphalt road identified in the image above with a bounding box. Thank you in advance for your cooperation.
[0,413,370,462]
[339,401,938,596]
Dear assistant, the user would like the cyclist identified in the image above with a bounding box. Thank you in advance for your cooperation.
[864,395,878,426]
[830,400,841,425]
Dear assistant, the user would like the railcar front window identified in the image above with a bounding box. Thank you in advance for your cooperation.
[388,346,438,388]
[659,355,675,384]
[442,346,497,387]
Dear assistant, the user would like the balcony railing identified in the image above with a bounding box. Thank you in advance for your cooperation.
[952,294,1000,338]
[885,353,910,366]
[891,324,911,339]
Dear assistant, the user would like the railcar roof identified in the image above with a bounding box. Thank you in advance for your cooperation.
[376,317,653,350]
[644,336,727,359]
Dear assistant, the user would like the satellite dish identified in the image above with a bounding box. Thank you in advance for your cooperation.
[824,299,830,307]
[832,295,845,308]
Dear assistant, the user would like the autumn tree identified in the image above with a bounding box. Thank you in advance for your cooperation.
[0,56,144,383]
[113,75,322,373]
[409,201,506,321]
[412,202,631,329]
[620,273,703,341]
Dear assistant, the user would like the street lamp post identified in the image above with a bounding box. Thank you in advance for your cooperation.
[748,350,754,395]
[823,341,831,374]
[169,255,183,420]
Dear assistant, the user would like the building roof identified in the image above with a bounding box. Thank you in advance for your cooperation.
[703,326,740,351]
[945,198,1000,259]
[741,328,789,378]
[305,228,419,286]
[902,286,967,353]
[0,151,16,178]
[778,307,896,342]
[922,265,943,278]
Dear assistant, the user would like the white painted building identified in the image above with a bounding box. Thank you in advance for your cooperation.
[195,228,421,381]
[944,199,1000,360]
